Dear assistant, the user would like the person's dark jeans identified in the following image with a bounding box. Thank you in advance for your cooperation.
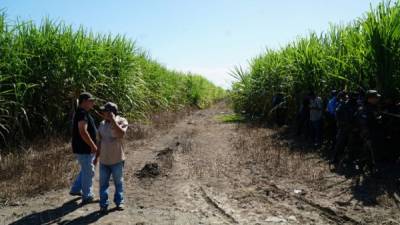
[325,114,337,147]
[296,112,310,138]
[311,119,322,146]
[276,108,287,127]
[332,126,349,164]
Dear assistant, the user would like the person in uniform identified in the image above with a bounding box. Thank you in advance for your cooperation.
[332,92,357,167]
[357,90,383,173]
[326,90,338,150]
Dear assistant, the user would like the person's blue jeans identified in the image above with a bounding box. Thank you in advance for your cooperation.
[99,161,124,208]
[70,154,95,200]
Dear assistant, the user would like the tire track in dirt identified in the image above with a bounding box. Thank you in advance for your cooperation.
[199,186,239,224]
[264,183,361,224]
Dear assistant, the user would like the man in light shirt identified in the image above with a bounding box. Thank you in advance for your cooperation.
[94,102,128,213]
[309,91,323,147]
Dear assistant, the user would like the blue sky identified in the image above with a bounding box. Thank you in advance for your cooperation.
[1,0,382,88]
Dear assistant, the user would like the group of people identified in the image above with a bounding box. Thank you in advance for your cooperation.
[295,88,400,172]
[69,92,129,213]
[69,89,398,213]
[331,89,400,172]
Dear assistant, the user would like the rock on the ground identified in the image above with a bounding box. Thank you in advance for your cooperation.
[135,163,161,178]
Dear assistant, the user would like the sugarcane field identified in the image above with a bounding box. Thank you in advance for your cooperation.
[1,1,400,225]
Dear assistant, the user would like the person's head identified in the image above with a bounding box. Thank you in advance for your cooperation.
[331,90,338,98]
[365,90,381,105]
[78,92,95,111]
[100,102,118,121]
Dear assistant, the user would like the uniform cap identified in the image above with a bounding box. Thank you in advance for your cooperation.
[365,90,381,98]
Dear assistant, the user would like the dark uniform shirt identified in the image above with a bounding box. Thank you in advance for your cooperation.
[72,107,97,154]
[357,104,382,140]
[336,100,357,128]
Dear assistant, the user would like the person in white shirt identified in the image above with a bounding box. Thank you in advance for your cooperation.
[309,91,323,147]
[94,102,128,213]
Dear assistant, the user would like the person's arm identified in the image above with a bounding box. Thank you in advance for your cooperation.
[78,121,97,153]
[94,132,101,165]
[110,113,128,138]
[326,99,332,112]
[94,145,101,165]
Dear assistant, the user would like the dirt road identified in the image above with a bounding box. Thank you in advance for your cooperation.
[1,102,399,225]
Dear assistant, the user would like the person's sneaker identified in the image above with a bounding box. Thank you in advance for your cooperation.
[99,206,108,214]
[81,196,94,205]
[69,191,82,197]
[116,203,125,211]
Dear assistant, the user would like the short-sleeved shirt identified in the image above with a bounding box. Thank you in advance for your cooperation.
[327,97,337,116]
[98,116,128,165]
[310,97,323,121]
[72,107,97,154]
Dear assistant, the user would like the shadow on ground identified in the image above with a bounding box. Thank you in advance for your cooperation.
[8,198,110,225]
[271,124,400,207]
[234,118,400,207]
[57,208,118,225]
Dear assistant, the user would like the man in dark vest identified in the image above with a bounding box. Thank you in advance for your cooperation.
[70,92,98,204]
[357,90,383,173]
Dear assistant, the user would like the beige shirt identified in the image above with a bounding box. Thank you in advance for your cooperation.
[98,116,128,165]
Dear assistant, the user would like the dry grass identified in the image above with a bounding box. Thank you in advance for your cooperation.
[150,107,194,130]
[231,123,400,214]
[232,124,331,186]
[0,139,78,205]
[0,107,195,205]
[126,107,194,140]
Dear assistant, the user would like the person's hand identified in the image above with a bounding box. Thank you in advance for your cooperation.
[90,145,98,154]
[109,112,119,128]
[93,156,98,166]
[110,112,116,121]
